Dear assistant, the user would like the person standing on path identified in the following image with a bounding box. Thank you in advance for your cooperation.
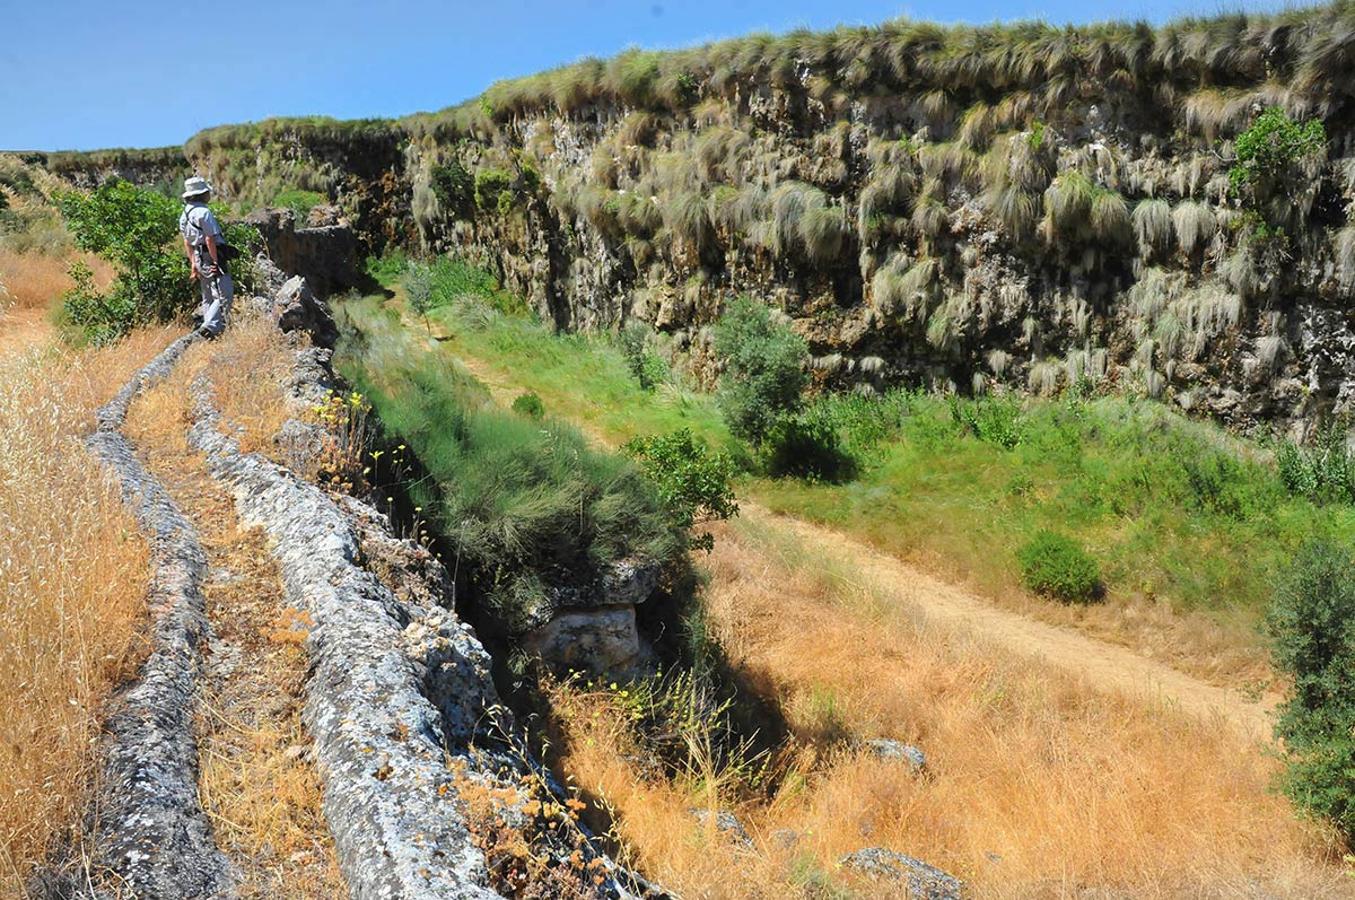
[179,176,233,338]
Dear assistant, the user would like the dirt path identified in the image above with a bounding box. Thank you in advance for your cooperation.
[416,323,1275,738]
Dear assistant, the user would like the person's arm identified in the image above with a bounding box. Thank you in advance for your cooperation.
[184,233,199,280]
[202,210,222,273]
[204,231,220,272]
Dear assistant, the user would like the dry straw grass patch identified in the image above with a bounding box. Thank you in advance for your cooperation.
[550,515,1352,898]
[0,248,114,312]
[0,326,176,891]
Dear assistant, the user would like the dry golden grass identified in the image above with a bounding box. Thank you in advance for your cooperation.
[0,248,115,311]
[548,516,1353,899]
[0,326,179,892]
[123,317,343,897]
[205,314,302,458]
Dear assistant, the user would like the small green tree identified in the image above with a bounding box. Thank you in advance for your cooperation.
[712,297,808,445]
[58,179,189,328]
[404,262,435,333]
[624,429,738,552]
[1266,540,1355,840]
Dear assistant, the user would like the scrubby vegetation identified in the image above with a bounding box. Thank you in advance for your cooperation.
[1268,541,1355,841]
[55,179,258,343]
[334,297,684,634]
[1017,530,1102,603]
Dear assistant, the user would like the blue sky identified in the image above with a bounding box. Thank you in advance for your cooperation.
[2,0,1285,151]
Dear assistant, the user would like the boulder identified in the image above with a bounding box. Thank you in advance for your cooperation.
[523,607,645,677]
[840,848,961,900]
[865,738,927,775]
[275,275,339,348]
[244,207,358,297]
[690,809,752,847]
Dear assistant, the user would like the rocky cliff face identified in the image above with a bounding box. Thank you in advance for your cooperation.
[46,5,1355,435]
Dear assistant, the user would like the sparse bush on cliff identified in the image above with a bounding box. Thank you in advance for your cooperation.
[1267,540,1355,840]
[712,297,808,445]
[1017,530,1102,603]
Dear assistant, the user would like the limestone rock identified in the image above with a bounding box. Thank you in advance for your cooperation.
[865,739,927,774]
[840,848,962,899]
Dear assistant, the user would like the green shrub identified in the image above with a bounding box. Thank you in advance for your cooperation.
[713,297,808,445]
[619,321,667,390]
[430,160,475,216]
[474,168,513,212]
[624,428,738,552]
[950,396,1024,449]
[1277,425,1355,505]
[57,179,190,338]
[762,414,856,483]
[1266,540,1355,840]
[404,263,435,331]
[60,260,135,346]
[365,250,408,285]
[1016,531,1102,603]
[511,391,545,419]
[1229,108,1326,198]
[272,188,326,219]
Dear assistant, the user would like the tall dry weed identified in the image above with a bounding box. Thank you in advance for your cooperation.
[0,327,174,890]
[0,248,114,311]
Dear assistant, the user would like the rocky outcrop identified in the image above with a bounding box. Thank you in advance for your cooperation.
[840,848,962,900]
[517,558,661,676]
[41,333,237,899]
[245,208,360,297]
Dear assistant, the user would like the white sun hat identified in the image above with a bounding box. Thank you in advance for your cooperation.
[182,175,213,199]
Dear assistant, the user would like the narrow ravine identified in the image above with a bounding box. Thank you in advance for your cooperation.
[423,315,1274,736]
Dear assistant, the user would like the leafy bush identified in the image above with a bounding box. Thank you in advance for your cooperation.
[474,168,513,212]
[1017,531,1102,603]
[57,179,190,339]
[1277,425,1355,505]
[950,396,1024,449]
[430,160,475,216]
[55,179,258,342]
[1266,541,1355,840]
[272,188,326,219]
[511,391,545,419]
[404,262,435,331]
[624,429,738,552]
[713,297,808,445]
[1229,108,1326,198]
[59,260,135,346]
[762,414,856,483]
[619,320,666,390]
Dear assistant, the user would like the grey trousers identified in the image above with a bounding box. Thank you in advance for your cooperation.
[198,269,234,336]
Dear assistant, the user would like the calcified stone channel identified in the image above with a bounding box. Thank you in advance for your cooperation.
[75,332,238,898]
